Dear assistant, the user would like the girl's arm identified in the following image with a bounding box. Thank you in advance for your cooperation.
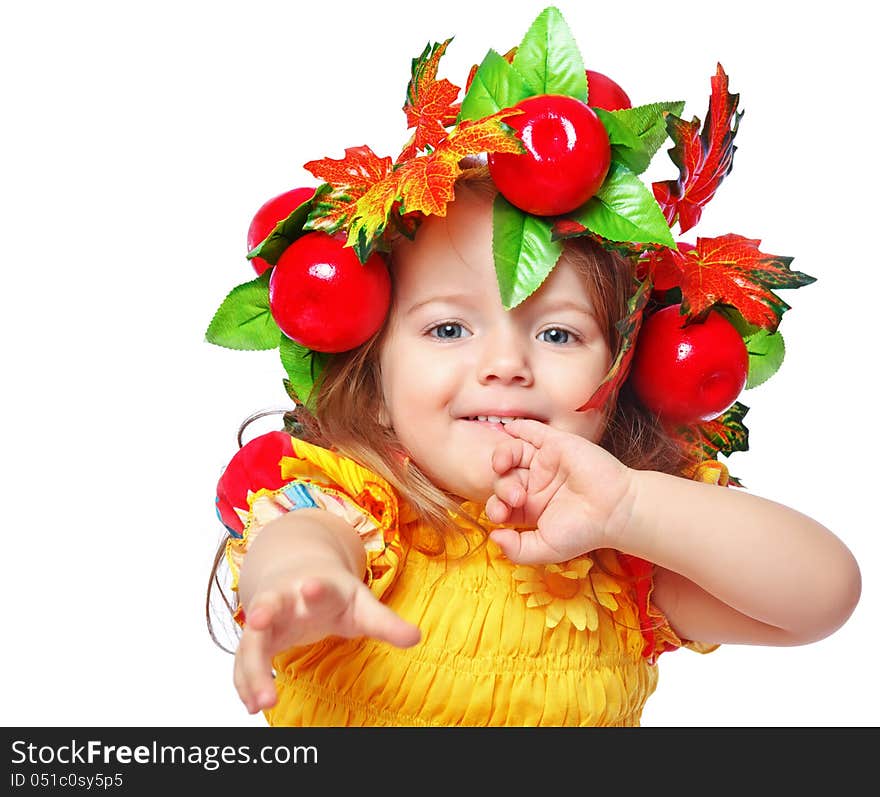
[234,508,420,714]
[486,419,860,648]
[618,471,862,646]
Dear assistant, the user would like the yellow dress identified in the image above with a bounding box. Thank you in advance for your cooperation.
[222,434,715,727]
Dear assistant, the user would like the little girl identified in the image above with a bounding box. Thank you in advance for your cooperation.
[206,8,861,726]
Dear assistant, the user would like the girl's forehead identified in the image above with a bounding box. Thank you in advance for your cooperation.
[393,236,596,321]
[391,188,596,312]
[392,189,495,292]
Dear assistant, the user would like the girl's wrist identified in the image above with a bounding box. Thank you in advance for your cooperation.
[602,467,654,556]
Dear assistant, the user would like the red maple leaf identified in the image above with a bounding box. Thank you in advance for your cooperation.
[550,219,589,238]
[399,39,462,162]
[643,234,815,331]
[652,64,742,233]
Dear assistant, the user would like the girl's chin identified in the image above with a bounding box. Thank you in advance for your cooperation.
[445,482,494,507]
[416,460,495,506]
[434,472,495,504]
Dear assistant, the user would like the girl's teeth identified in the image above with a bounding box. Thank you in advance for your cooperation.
[472,415,522,423]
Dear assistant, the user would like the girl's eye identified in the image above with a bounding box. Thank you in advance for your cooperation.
[429,322,470,339]
[538,327,578,344]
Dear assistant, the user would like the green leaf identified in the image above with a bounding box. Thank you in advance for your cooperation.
[353,225,374,265]
[744,328,785,389]
[205,271,281,350]
[512,7,587,100]
[459,49,534,122]
[493,195,562,310]
[565,162,676,247]
[280,336,329,413]
[715,306,787,387]
[596,101,686,175]
[246,196,313,267]
[594,108,640,149]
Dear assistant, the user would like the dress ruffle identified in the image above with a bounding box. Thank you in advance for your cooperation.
[221,434,402,601]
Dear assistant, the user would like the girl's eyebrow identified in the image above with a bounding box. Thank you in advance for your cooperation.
[405,293,475,316]
[531,298,598,318]
[406,294,597,317]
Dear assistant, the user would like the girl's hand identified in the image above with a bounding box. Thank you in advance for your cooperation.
[486,419,635,565]
[234,565,420,714]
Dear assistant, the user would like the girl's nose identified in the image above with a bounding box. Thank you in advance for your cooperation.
[477,326,534,386]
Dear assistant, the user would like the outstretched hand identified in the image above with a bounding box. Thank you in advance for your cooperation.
[234,567,420,715]
[486,420,635,565]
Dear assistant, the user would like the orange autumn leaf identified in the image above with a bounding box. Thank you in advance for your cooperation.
[345,110,524,258]
[437,109,524,162]
[394,157,458,216]
[400,39,462,161]
[302,146,394,234]
[644,234,815,331]
[343,178,404,255]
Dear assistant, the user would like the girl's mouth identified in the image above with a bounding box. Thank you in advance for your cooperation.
[462,415,537,430]
[464,415,526,424]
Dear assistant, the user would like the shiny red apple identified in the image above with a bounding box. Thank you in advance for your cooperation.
[487,94,611,216]
[268,232,391,353]
[585,69,632,111]
[629,304,749,425]
[247,187,315,275]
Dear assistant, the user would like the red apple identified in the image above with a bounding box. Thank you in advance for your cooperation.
[268,232,391,353]
[585,69,632,111]
[488,94,611,216]
[247,187,315,275]
[629,304,749,425]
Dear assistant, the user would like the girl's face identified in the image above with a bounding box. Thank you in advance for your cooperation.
[379,188,612,505]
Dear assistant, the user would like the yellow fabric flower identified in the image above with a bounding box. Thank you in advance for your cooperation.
[512,555,623,631]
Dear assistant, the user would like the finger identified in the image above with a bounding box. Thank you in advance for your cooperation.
[351,585,421,648]
[500,418,552,448]
[493,437,537,474]
[245,591,284,630]
[235,592,288,711]
[489,528,564,565]
[235,622,281,713]
[234,629,279,714]
[488,529,524,562]
[491,439,518,474]
[492,471,528,509]
[299,577,330,605]
[485,494,511,524]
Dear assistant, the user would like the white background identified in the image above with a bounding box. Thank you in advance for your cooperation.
[2,0,876,728]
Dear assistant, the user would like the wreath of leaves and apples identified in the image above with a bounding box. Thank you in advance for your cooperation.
[206,5,815,481]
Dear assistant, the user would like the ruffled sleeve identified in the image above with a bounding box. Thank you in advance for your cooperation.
[215,431,403,619]
[618,553,719,662]
[616,459,729,662]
